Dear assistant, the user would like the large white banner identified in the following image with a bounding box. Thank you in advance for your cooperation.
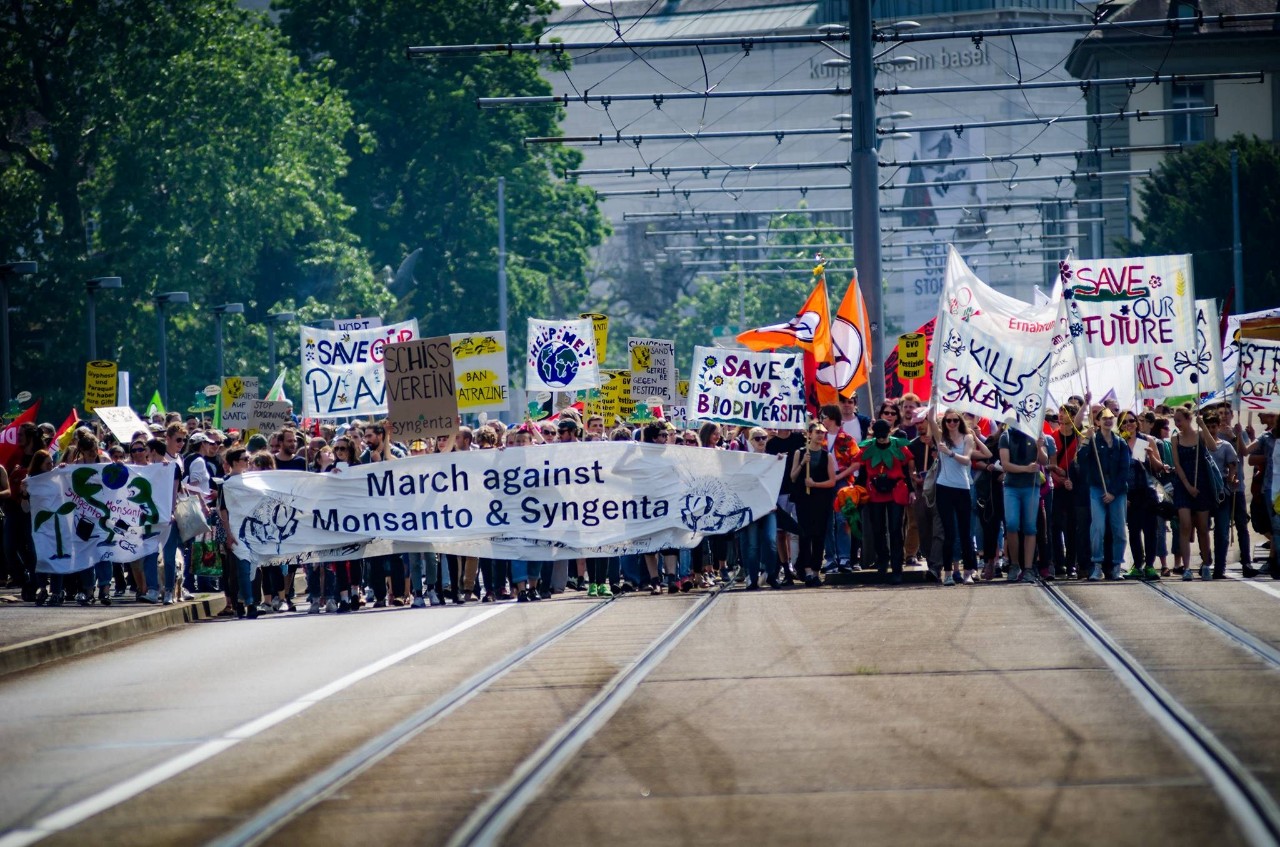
[30,463,176,574]
[933,248,1061,435]
[224,444,784,564]
[1138,298,1225,407]
[688,346,806,430]
[300,319,419,418]
[1237,336,1280,412]
[451,331,509,414]
[1061,255,1197,399]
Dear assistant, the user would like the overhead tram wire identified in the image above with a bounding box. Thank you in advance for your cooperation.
[527,106,1215,147]
[874,12,1280,44]
[624,197,1118,221]
[883,217,1104,234]
[476,71,1260,109]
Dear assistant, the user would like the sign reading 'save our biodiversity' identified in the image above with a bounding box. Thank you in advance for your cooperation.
[688,346,806,430]
[629,337,677,404]
[301,319,419,418]
[451,331,509,413]
[84,360,118,411]
[384,336,458,440]
[525,318,600,393]
[224,443,784,565]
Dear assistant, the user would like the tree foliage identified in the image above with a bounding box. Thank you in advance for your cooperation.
[1130,135,1280,311]
[273,0,610,368]
[0,0,380,414]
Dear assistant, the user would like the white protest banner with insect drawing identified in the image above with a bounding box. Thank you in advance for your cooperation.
[29,463,175,575]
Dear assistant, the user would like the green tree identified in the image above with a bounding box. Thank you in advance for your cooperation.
[0,0,374,415]
[1129,135,1280,311]
[272,0,609,370]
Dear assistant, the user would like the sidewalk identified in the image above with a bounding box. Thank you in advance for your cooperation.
[0,587,226,678]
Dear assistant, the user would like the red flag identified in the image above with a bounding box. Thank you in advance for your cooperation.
[0,400,41,471]
[738,278,837,406]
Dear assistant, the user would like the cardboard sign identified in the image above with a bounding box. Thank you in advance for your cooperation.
[95,406,150,445]
[247,400,294,434]
[84,360,118,411]
[451,331,509,413]
[629,337,677,404]
[600,370,635,424]
[220,376,260,429]
[384,336,458,439]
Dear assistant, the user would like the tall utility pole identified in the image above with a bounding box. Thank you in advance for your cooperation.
[850,0,884,405]
[498,176,508,339]
[1231,148,1244,313]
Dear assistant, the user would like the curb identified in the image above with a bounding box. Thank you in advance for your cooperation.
[0,594,228,678]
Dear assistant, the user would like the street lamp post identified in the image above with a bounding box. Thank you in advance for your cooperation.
[211,303,245,390]
[0,262,37,404]
[86,277,122,361]
[153,291,190,410]
[264,311,296,378]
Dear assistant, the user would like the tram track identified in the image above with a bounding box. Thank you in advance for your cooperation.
[1041,581,1280,846]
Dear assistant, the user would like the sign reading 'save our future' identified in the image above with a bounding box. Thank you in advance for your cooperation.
[301,319,419,418]
[384,336,458,439]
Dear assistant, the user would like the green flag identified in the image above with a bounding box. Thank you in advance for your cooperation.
[145,390,165,417]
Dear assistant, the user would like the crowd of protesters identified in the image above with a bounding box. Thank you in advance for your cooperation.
[2,389,1275,619]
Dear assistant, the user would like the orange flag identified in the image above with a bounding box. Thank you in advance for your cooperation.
[737,278,838,406]
[819,273,872,400]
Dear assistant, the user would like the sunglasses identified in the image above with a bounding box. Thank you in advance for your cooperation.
[751,436,767,442]
[882,411,899,418]
[683,437,698,443]
[173,437,187,444]
[944,418,960,424]
[130,446,146,453]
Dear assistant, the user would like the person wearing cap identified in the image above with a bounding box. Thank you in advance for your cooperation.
[556,418,580,442]
[1000,415,1048,584]
[1075,408,1132,581]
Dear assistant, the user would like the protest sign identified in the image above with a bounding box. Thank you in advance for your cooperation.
[220,376,260,429]
[30,463,175,574]
[599,370,635,424]
[1222,307,1280,398]
[1237,335,1280,412]
[884,318,935,400]
[629,337,677,403]
[451,331,509,414]
[300,318,419,418]
[384,336,458,440]
[117,372,130,410]
[580,312,609,363]
[896,333,926,380]
[1048,356,1137,413]
[84,360,118,411]
[1061,255,1196,394]
[666,378,689,425]
[526,318,600,392]
[247,400,294,434]
[224,442,783,565]
[688,346,806,430]
[95,406,150,445]
[1137,298,1225,407]
[334,316,382,331]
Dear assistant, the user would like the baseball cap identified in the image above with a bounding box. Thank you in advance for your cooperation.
[188,432,213,445]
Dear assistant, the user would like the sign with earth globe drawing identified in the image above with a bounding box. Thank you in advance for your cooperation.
[525,317,601,392]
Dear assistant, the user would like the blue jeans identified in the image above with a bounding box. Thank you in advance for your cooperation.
[1003,485,1039,536]
[143,523,179,592]
[231,553,255,608]
[737,511,778,582]
[826,504,852,565]
[1089,489,1127,567]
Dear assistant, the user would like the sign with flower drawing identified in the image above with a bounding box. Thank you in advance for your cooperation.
[1059,255,1196,397]
[687,346,806,430]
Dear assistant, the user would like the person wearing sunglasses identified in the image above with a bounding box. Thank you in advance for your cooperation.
[927,409,991,585]
[1076,408,1133,581]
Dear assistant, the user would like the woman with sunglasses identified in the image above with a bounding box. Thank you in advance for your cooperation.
[328,436,366,611]
[790,422,838,587]
[927,409,991,585]
[878,402,907,439]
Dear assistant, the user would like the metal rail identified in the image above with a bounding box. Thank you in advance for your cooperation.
[1041,582,1280,846]
[209,597,619,847]
[1144,581,1280,670]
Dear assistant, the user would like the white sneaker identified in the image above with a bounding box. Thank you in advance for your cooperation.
[271,596,283,612]
[309,599,322,614]
[365,588,376,604]
[411,595,426,608]
[325,599,338,613]
[943,572,955,586]
[142,589,161,604]
[162,590,174,605]
[180,589,195,601]
[962,571,975,585]
[427,589,443,606]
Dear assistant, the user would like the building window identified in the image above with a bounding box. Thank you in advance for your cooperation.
[1168,82,1208,143]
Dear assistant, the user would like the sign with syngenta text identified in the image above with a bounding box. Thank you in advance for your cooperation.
[688,346,806,430]
[300,319,419,418]
[384,336,458,439]
[225,443,783,565]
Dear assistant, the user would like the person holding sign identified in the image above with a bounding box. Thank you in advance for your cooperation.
[790,423,838,588]
[1169,407,1217,581]
[1076,409,1132,582]
[927,409,990,585]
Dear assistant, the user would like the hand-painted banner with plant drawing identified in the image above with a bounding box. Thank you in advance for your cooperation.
[29,463,175,575]
[224,444,783,565]
[688,346,806,430]
[1061,255,1196,398]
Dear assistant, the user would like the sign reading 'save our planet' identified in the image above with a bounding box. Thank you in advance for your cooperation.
[301,319,419,418]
